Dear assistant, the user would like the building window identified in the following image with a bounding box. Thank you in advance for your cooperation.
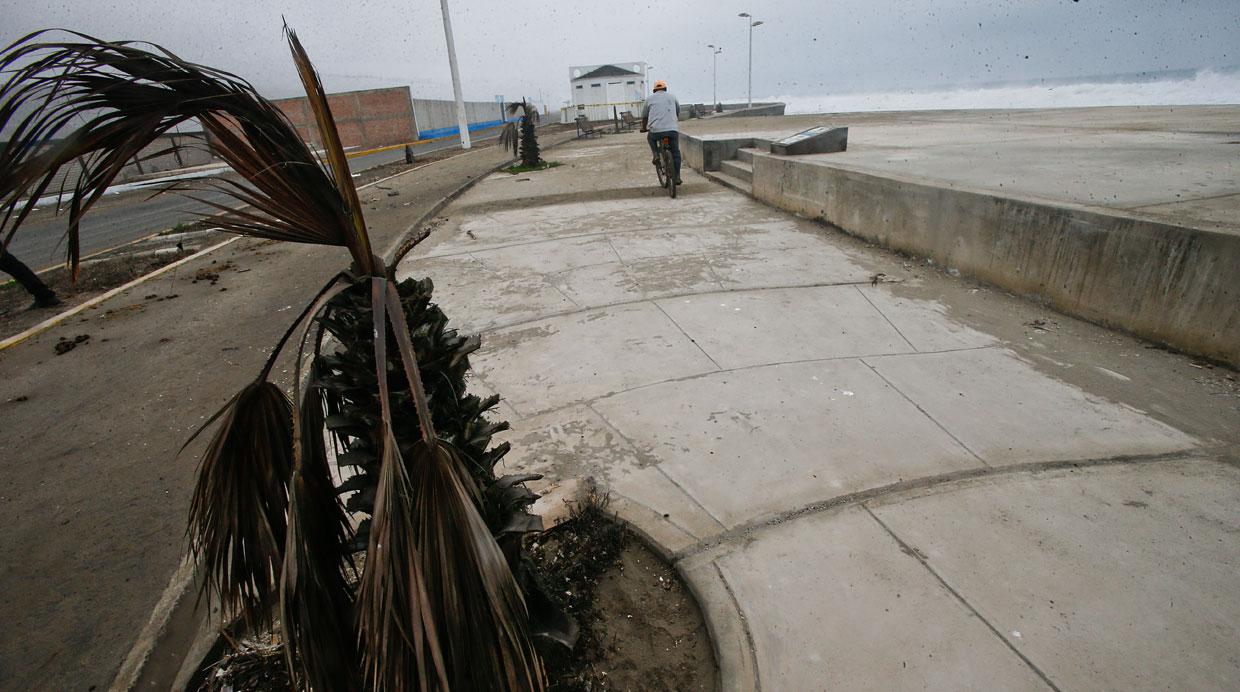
[626,81,635,84]
[590,83,601,87]
[575,85,583,89]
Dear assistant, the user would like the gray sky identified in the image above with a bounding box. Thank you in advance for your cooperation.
[3,0,1237,106]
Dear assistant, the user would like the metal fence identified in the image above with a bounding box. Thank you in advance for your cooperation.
[560,100,646,124]
[9,130,214,203]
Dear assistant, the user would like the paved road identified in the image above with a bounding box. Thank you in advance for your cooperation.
[7,126,507,270]
[0,129,579,691]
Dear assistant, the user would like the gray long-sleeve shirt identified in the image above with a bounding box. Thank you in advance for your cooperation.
[642,91,680,133]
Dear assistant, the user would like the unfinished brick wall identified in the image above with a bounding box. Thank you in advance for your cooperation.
[271,86,417,152]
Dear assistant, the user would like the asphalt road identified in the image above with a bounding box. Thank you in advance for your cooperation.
[6,127,505,271]
[0,128,579,691]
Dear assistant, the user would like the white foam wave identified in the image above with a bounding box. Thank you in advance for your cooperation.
[775,70,1240,115]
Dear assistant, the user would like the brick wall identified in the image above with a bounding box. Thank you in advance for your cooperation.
[271,86,417,152]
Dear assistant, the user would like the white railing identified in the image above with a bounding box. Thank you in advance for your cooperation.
[560,100,645,125]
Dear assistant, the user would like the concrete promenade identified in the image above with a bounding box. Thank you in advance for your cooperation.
[398,132,1240,689]
[681,106,1240,366]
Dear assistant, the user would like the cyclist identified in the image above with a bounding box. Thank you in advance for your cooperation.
[640,80,682,185]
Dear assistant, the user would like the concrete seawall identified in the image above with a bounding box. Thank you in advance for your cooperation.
[680,108,1240,367]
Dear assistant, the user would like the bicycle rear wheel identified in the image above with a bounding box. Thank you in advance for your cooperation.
[662,149,677,198]
[655,154,668,188]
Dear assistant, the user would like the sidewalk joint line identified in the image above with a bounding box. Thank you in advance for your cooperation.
[855,284,918,352]
[672,448,1215,563]
[510,346,996,422]
[473,369,525,420]
[860,357,990,466]
[651,300,724,372]
[610,489,706,548]
[712,561,764,692]
[467,251,582,310]
[1123,189,1240,211]
[603,235,627,265]
[472,278,899,337]
[656,465,730,531]
[415,212,755,263]
[583,402,729,531]
[862,504,1062,692]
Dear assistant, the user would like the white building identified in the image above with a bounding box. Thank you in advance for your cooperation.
[565,62,648,123]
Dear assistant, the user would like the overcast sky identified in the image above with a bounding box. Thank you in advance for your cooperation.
[3,0,1237,106]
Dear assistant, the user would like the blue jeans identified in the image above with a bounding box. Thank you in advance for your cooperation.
[647,130,681,180]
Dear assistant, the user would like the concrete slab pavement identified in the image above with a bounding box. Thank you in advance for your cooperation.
[399,130,1240,690]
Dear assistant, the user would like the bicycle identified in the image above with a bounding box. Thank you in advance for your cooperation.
[652,135,677,199]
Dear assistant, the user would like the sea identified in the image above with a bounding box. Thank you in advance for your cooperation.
[774,67,1240,114]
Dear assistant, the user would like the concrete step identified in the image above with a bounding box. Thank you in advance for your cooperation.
[705,169,753,196]
[735,147,760,164]
[719,159,753,183]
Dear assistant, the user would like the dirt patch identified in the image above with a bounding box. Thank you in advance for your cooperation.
[0,243,210,337]
[531,498,717,691]
[196,497,717,691]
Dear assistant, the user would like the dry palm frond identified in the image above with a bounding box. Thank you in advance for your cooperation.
[383,281,544,690]
[281,366,361,692]
[187,380,294,631]
[498,99,535,159]
[499,123,520,159]
[0,28,376,279]
[280,277,362,691]
[357,425,450,691]
[357,278,448,691]
[407,439,545,690]
[185,272,348,638]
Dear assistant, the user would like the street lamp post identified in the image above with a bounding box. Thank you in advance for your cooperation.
[738,13,764,109]
[707,44,722,107]
[438,0,471,149]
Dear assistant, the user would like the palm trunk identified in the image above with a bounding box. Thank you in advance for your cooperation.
[519,118,541,168]
[313,277,515,543]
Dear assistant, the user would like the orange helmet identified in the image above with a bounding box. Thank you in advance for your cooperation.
[653,80,667,92]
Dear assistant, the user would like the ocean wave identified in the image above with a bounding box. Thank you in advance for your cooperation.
[775,69,1240,114]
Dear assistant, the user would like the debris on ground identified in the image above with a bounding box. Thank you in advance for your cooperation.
[1025,317,1057,332]
[54,334,90,355]
[102,303,144,320]
[197,635,291,692]
[193,261,234,286]
[193,489,717,691]
[530,491,717,691]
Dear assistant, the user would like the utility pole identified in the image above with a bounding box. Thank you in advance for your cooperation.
[439,0,471,149]
[738,13,764,109]
[707,44,722,107]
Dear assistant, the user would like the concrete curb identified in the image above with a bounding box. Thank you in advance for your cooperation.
[606,494,758,692]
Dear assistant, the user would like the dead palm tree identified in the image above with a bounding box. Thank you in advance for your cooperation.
[0,28,563,691]
[498,99,541,168]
